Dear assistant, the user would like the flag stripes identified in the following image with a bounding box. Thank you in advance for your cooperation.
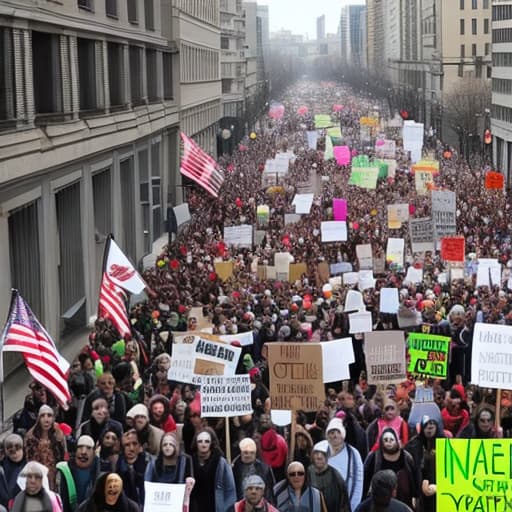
[98,272,131,337]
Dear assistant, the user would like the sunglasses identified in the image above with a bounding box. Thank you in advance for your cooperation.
[479,417,492,423]
[288,471,305,477]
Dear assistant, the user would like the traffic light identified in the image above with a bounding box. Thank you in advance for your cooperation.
[484,129,492,145]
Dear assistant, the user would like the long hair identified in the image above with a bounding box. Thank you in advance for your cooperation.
[191,426,224,458]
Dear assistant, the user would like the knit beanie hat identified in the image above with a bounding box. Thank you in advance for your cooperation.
[127,403,149,419]
[326,418,346,439]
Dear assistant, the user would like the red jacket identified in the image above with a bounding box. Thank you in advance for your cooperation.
[260,428,288,469]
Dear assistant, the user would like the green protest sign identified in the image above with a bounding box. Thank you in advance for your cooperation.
[407,332,450,378]
[314,114,334,129]
[436,439,512,512]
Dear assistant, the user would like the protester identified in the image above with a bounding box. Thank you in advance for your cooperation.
[227,475,280,512]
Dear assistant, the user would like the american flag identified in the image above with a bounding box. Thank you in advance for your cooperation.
[180,132,224,198]
[1,291,71,409]
[98,272,131,337]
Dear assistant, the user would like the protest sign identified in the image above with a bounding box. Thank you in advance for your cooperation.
[387,203,409,229]
[168,335,241,385]
[349,311,373,333]
[485,171,504,189]
[403,120,424,151]
[365,331,406,384]
[173,203,191,228]
[409,217,435,253]
[405,266,423,284]
[317,261,330,283]
[218,331,254,347]
[256,204,270,227]
[333,198,348,221]
[436,439,512,512]
[214,261,234,282]
[268,343,324,411]
[350,167,379,189]
[383,158,397,178]
[379,288,400,313]
[471,323,512,389]
[333,146,351,166]
[321,338,354,382]
[321,221,347,242]
[345,290,365,311]
[476,258,501,288]
[358,270,376,290]
[415,170,434,195]
[200,375,252,417]
[356,244,373,269]
[271,410,292,426]
[375,139,396,158]
[223,224,253,247]
[274,252,292,280]
[343,272,359,285]
[292,193,314,214]
[324,134,334,159]
[330,262,353,274]
[306,131,318,150]
[284,213,301,225]
[144,482,185,512]
[432,190,456,241]
[289,262,308,283]
[407,332,450,378]
[386,238,405,268]
[441,237,465,262]
[314,114,334,129]
[329,276,342,290]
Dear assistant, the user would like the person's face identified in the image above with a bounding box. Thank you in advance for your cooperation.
[240,448,257,464]
[75,444,94,469]
[339,393,355,410]
[259,414,272,430]
[287,464,305,490]
[196,432,212,456]
[151,402,165,421]
[102,431,118,449]
[97,376,115,398]
[175,402,186,416]
[92,400,109,423]
[245,486,265,506]
[183,386,194,401]
[296,435,307,450]
[381,433,399,454]
[312,452,328,471]
[39,412,54,431]
[83,358,93,371]
[157,358,170,372]
[478,412,493,433]
[5,440,23,463]
[32,386,47,404]
[423,421,437,438]
[25,472,43,495]
[327,429,343,448]
[384,404,397,420]
[122,434,142,464]
[161,436,176,458]
[134,415,148,431]
[105,474,123,506]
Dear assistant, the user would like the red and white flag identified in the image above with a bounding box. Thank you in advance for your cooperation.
[0,291,71,409]
[180,132,224,197]
[98,272,131,337]
[105,238,146,295]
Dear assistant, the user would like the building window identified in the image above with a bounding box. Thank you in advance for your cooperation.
[487,66,491,78]
[221,37,229,50]
[460,0,464,9]
[78,0,93,10]
[472,18,477,35]
[485,42,490,55]
[107,42,124,108]
[128,0,137,23]
[151,141,162,241]
[472,0,477,8]
[120,157,137,263]
[163,52,173,100]
[129,45,143,105]
[32,31,63,116]
[77,38,97,111]
[483,0,489,8]
[460,44,465,58]
[460,19,465,35]
[472,43,477,56]
[484,18,489,34]
[458,63,464,77]
[146,49,158,102]
[105,0,117,16]
[145,0,154,30]
[0,27,16,128]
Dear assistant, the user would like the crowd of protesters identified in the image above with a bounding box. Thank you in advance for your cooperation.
[1,79,510,512]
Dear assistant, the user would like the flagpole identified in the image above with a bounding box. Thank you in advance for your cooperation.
[0,290,18,432]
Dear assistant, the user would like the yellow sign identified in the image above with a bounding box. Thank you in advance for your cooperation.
[359,117,379,127]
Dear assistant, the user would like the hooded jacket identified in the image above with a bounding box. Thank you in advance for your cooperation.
[148,394,177,433]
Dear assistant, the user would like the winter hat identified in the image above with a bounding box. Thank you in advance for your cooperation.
[76,435,95,448]
[449,304,465,318]
[127,403,149,419]
[243,474,265,490]
[18,461,50,492]
[312,441,329,455]
[239,438,257,452]
[326,418,346,439]
[38,405,54,417]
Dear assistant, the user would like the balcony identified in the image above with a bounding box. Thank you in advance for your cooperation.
[221,49,245,62]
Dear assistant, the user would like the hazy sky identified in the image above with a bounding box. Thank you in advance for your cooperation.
[257,0,365,39]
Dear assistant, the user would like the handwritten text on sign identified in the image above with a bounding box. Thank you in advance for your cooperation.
[407,332,450,378]
[436,439,512,512]
[200,375,252,417]
[268,343,323,412]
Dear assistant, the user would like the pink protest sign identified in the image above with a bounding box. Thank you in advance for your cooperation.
[333,145,351,166]
[333,104,344,112]
[333,199,347,221]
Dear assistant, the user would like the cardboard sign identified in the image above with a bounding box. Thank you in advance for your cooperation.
[407,332,450,379]
[289,263,308,283]
[214,261,234,282]
[436,439,512,512]
[365,331,406,384]
[471,323,512,389]
[485,171,504,189]
[144,482,185,512]
[268,343,324,411]
[441,237,465,262]
[200,375,252,417]
[409,217,435,253]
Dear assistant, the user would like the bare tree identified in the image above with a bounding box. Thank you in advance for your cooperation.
[443,79,491,158]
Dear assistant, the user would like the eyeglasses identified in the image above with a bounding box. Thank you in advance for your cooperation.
[5,444,22,451]
[288,472,305,477]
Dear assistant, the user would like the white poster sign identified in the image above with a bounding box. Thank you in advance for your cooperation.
[223,224,253,247]
[200,375,252,417]
[356,244,373,270]
[386,238,405,268]
[321,221,348,242]
[379,288,400,313]
[144,483,186,512]
[292,193,314,214]
[349,311,373,334]
[321,338,354,382]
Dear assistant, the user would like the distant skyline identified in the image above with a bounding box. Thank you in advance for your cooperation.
[257,0,365,39]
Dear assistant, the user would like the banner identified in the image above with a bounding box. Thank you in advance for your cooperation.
[441,236,465,262]
[223,224,253,247]
[387,203,409,229]
[436,439,512,512]
[471,323,512,389]
[333,146,351,166]
[144,482,186,512]
[415,170,434,195]
[485,171,504,189]
[356,244,373,269]
[292,193,314,214]
[200,375,252,417]
[386,238,405,268]
[321,221,348,242]
[409,217,435,253]
[168,335,241,385]
[268,342,324,411]
[365,331,406,384]
[432,190,457,241]
[333,198,348,221]
[407,332,450,378]
[403,120,424,151]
